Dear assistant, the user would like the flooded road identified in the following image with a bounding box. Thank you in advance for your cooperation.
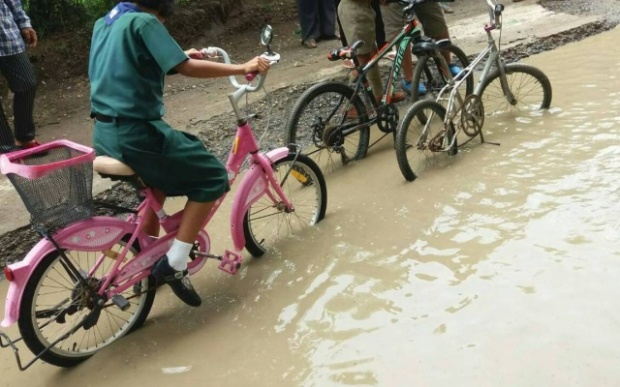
[2,26,620,387]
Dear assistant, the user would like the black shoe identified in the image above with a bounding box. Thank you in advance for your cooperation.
[151,256,202,307]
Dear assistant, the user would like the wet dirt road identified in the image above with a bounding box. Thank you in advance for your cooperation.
[1,25,620,387]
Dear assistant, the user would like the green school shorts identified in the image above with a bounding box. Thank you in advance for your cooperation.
[93,119,230,202]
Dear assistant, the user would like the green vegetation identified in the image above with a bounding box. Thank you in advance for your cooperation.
[23,0,115,36]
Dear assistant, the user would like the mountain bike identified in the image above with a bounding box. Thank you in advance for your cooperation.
[0,26,327,370]
[285,0,472,174]
[394,0,552,181]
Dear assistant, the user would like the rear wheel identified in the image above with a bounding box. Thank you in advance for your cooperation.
[244,153,327,257]
[395,100,451,181]
[285,81,370,174]
[479,63,552,117]
[18,238,154,368]
[410,43,473,104]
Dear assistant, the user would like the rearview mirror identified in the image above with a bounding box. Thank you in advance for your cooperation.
[261,25,273,46]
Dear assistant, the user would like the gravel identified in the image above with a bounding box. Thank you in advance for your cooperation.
[0,17,617,268]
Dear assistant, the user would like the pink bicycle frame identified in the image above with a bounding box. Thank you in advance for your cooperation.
[1,119,294,330]
[2,46,290,329]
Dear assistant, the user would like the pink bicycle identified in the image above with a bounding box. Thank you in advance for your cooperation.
[0,26,327,370]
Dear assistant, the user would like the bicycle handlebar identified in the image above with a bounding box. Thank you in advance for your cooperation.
[200,46,280,120]
[485,0,504,28]
[200,47,280,93]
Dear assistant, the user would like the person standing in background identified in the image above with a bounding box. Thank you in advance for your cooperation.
[0,0,39,154]
[336,0,386,68]
[297,0,339,48]
[337,0,406,102]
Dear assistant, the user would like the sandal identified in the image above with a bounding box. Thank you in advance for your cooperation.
[302,38,318,49]
[343,59,355,69]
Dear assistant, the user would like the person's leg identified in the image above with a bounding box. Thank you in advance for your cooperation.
[318,0,337,38]
[371,0,386,48]
[0,101,16,152]
[152,199,215,307]
[415,2,453,67]
[335,0,348,46]
[142,189,167,237]
[297,0,320,47]
[0,57,18,152]
[338,0,383,98]
[0,52,37,145]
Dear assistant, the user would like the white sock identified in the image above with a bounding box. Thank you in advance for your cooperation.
[166,239,193,271]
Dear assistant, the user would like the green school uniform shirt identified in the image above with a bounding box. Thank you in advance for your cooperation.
[89,12,188,119]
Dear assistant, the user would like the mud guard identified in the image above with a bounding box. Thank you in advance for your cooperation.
[1,217,138,328]
[229,147,290,251]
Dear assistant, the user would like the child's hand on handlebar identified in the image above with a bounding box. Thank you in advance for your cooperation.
[243,56,271,75]
[185,48,205,60]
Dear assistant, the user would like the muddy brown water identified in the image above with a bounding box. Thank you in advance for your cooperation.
[1,25,620,387]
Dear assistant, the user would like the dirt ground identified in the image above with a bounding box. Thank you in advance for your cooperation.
[0,0,618,266]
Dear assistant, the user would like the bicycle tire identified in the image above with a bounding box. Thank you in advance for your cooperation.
[285,81,370,174]
[243,153,327,257]
[395,99,451,181]
[18,237,155,368]
[410,43,473,103]
[478,63,552,117]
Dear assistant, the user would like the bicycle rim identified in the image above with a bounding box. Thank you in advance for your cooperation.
[286,82,369,175]
[479,63,552,117]
[396,100,448,181]
[243,154,327,257]
[18,239,154,367]
[412,44,472,104]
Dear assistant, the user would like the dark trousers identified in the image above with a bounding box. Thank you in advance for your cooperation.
[297,0,337,42]
[335,0,386,47]
[0,52,37,146]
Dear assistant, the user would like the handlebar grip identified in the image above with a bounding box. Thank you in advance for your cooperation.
[327,48,353,61]
[200,47,218,58]
[327,49,342,61]
[245,71,259,82]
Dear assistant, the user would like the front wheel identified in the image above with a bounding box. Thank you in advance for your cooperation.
[479,63,552,117]
[18,237,155,368]
[285,81,370,175]
[243,153,328,257]
[395,100,452,181]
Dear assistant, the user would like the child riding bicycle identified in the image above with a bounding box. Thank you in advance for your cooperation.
[89,0,270,307]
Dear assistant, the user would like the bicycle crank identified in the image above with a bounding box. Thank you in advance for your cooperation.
[461,94,485,137]
[377,104,399,133]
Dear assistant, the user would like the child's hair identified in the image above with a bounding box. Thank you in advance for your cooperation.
[136,0,176,18]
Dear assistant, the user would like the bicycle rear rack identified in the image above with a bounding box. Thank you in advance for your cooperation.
[0,300,101,371]
[0,331,34,371]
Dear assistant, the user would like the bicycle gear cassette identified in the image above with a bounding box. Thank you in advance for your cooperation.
[461,94,484,137]
[377,104,399,133]
[321,124,344,148]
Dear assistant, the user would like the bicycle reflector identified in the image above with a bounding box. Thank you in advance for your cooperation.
[3,266,14,282]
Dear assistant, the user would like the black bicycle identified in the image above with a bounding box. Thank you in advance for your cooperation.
[285,0,472,174]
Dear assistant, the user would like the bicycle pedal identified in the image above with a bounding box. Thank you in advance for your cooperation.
[218,250,243,275]
[111,294,130,311]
